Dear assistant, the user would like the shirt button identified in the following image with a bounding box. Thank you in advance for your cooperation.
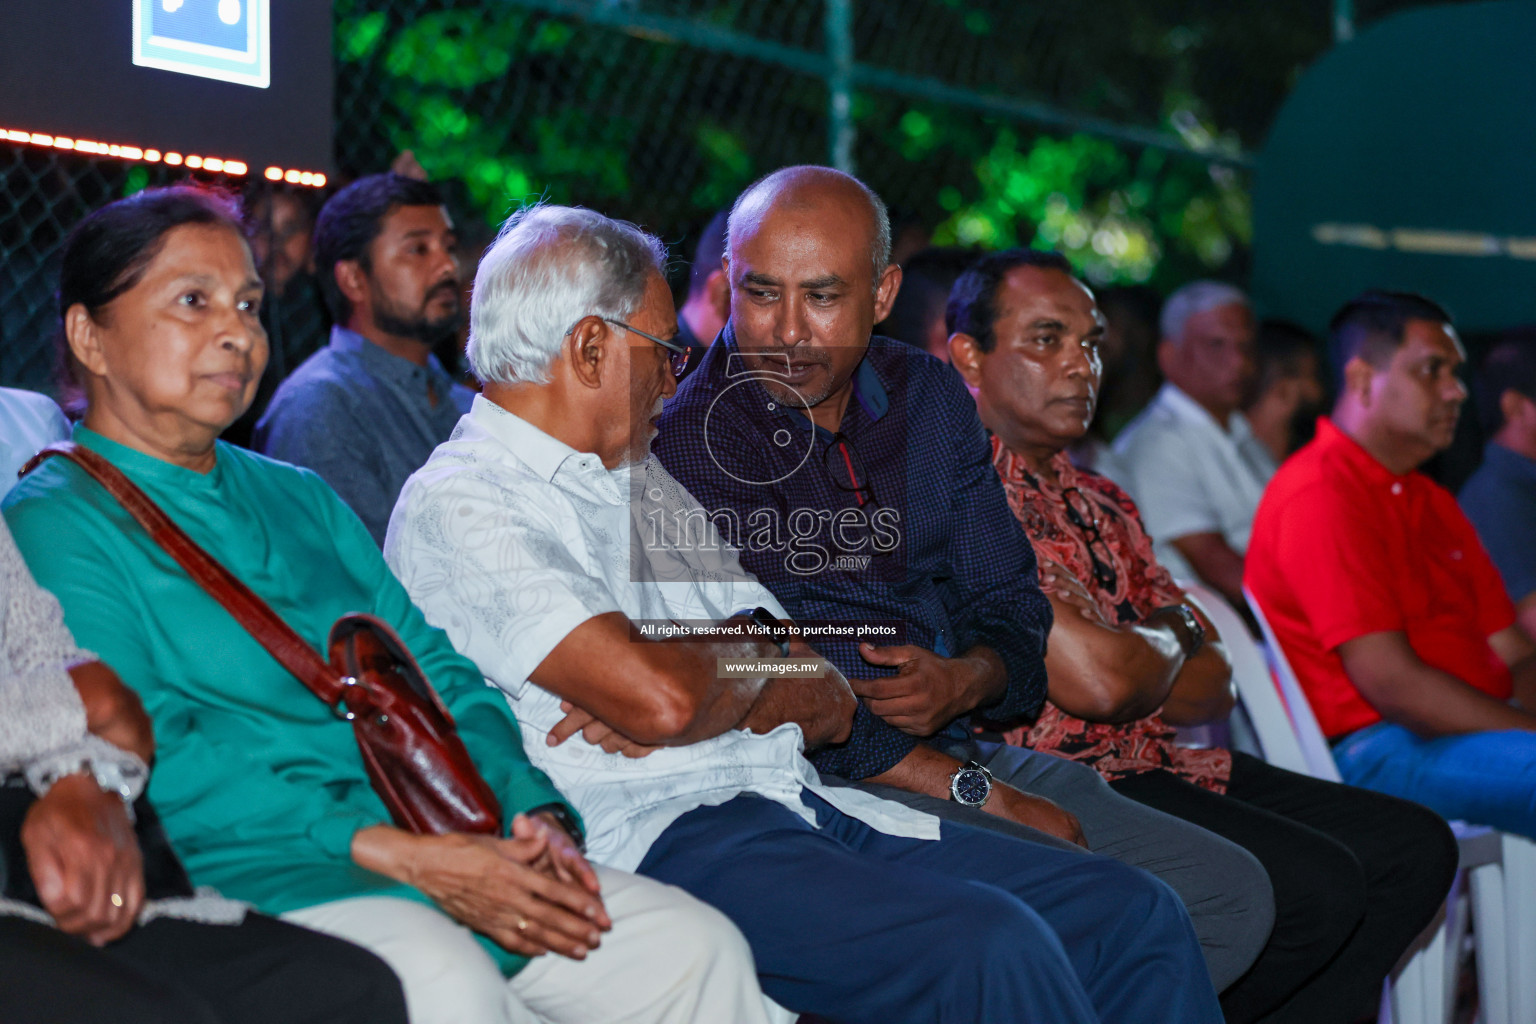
[1390,482,1403,495]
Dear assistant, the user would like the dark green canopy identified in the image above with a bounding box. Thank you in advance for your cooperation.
[1252,0,1536,336]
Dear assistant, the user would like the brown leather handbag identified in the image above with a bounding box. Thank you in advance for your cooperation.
[25,443,503,837]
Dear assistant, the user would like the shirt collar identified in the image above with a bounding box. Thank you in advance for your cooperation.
[992,435,1077,498]
[73,423,227,488]
[330,325,452,390]
[1155,381,1253,441]
[467,394,599,483]
[1313,416,1410,486]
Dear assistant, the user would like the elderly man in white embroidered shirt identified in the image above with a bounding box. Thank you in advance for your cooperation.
[385,201,1224,1024]
[1111,280,1272,609]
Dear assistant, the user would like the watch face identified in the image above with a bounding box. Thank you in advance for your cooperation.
[954,768,990,805]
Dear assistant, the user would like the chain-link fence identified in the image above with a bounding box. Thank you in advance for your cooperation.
[1,0,1461,395]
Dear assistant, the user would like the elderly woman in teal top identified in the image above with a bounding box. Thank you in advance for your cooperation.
[4,187,779,1024]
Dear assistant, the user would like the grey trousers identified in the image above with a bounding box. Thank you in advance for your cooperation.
[824,738,1274,992]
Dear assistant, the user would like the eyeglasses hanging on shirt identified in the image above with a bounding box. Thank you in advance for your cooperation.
[821,431,880,509]
[1060,486,1119,593]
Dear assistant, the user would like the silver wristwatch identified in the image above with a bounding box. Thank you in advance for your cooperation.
[26,748,147,820]
[948,760,994,808]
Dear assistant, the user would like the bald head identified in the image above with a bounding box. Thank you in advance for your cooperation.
[727,166,892,291]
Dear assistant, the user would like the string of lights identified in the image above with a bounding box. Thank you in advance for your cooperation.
[0,124,325,187]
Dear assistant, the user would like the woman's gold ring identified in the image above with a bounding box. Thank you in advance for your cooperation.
[515,916,529,933]
[110,893,124,908]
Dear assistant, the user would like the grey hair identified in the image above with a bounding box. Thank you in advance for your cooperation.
[1160,280,1251,343]
[468,204,667,385]
[725,166,892,293]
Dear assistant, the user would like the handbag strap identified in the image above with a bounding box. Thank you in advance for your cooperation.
[24,443,345,705]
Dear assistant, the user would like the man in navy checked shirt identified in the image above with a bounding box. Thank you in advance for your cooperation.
[654,166,1274,990]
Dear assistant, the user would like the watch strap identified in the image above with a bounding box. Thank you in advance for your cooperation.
[1159,603,1205,658]
[23,735,148,806]
[527,802,586,851]
[748,607,792,657]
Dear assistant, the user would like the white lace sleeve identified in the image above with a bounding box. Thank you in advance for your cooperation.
[0,516,97,772]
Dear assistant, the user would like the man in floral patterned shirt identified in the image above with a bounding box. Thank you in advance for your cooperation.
[946,248,1456,1024]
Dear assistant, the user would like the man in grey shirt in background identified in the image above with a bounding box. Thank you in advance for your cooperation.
[255,174,471,544]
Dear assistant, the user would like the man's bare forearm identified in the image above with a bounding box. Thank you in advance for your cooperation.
[1158,642,1235,726]
[867,744,963,798]
[1342,632,1536,737]
[737,670,856,749]
[646,637,776,745]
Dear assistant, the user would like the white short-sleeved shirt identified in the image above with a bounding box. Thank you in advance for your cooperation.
[0,388,70,495]
[1110,382,1277,580]
[386,396,938,871]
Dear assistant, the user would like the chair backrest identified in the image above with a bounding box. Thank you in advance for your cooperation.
[1177,579,1341,782]
[1242,584,1343,783]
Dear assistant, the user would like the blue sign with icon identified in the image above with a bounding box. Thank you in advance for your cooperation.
[132,0,270,88]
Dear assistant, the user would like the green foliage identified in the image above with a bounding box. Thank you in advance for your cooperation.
[382,12,521,89]
[926,126,1250,287]
[334,0,1257,281]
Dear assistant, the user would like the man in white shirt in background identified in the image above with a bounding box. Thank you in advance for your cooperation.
[1112,280,1270,609]
[386,200,1222,1024]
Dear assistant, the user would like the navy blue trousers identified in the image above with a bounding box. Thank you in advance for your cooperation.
[637,790,1222,1024]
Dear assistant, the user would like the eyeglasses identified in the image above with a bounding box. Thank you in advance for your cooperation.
[1060,487,1118,593]
[602,318,693,378]
[822,431,878,508]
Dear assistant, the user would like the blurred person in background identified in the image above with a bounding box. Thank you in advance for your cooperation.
[255,173,474,545]
[673,210,730,369]
[434,214,498,393]
[1460,328,1536,644]
[1248,291,1536,840]
[1113,281,1265,609]
[878,246,980,362]
[1065,286,1162,476]
[1244,319,1326,467]
[222,184,328,447]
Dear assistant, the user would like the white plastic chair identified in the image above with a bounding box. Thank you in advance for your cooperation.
[1177,580,1532,1024]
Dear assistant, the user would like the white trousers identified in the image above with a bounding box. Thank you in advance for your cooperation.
[284,865,793,1024]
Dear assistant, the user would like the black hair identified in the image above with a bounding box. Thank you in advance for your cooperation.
[313,172,444,323]
[1326,289,1454,391]
[945,248,1074,353]
[687,209,729,299]
[1474,327,1536,434]
[58,184,245,323]
[1254,319,1321,394]
[880,247,982,350]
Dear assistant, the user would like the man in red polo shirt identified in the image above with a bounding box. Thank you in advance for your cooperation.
[1248,290,1536,838]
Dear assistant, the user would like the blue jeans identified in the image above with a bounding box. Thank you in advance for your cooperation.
[637,789,1223,1024]
[1333,722,1536,839]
